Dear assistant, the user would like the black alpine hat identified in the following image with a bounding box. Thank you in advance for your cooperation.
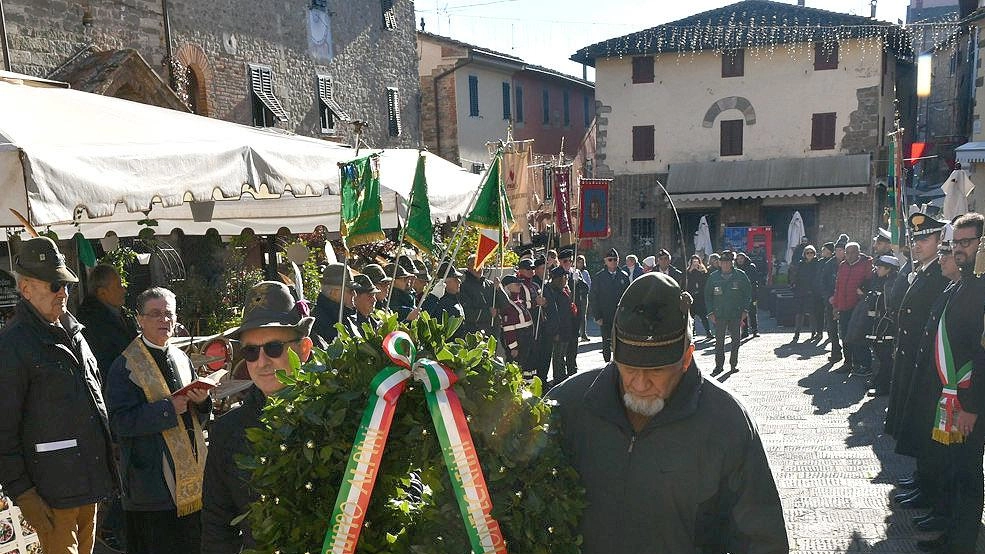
[361,263,390,284]
[383,262,412,279]
[350,273,381,294]
[437,261,463,279]
[613,273,692,368]
[231,281,314,339]
[14,237,78,284]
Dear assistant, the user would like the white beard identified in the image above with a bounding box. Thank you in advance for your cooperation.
[623,392,666,417]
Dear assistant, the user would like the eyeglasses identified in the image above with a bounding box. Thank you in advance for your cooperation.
[605,257,617,262]
[140,310,175,320]
[241,339,300,362]
[47,281,73,294]
[953,236,983,248]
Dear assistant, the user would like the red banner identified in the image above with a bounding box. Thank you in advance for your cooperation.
[579,178,610,239]
[553,166,573,236]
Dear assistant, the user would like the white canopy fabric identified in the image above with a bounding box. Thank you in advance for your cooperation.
[786,211,805,265]
[0,73,480,236]
[941,169,975,221]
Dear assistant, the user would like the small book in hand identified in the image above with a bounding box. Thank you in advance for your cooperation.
[173,369,228,397]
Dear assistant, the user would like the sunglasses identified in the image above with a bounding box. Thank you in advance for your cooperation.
[241,339,300,362]
[605,257,617,262]
[48,281,73,294]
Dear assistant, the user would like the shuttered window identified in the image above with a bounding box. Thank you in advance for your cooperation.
[515,85,524,122]
[720,119,743,156]
[814,41,839,71]
[381,0,396,29]
[722,49,744,78]
[249,64,287,127]
[583,95,591,127]
[387,87,401,137]
[317,74,350,135]
[468,75,479,117]
[542,88,550,125]
[502,82,511,120]
[811,112,837,150]
[563,89,570,126]
[632,56,654,84]
[632,125,655,161]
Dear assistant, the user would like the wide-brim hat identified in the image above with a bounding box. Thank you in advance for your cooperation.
[613,273,691,368]
[230,281,314,340]
[14,236,78,284]
[361,263,390,284]
[351,273,381,294]
[321,262,353,287]
[384,262,412,279]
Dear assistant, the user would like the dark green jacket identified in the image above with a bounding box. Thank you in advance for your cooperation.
[547,363,788,554]
[705,269,752,321]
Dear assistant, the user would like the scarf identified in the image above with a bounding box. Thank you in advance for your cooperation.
[122,338,207,515]
[932,307,973,445]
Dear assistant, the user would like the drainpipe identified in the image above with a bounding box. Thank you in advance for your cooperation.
[431,56,471,161]
[161,0,174,88]
[0,0,11,71]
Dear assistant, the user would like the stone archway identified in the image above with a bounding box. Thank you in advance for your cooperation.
[702,96,756,128]
[174,43,214,116]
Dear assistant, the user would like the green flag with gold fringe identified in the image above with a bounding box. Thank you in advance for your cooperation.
[404,154,435,253]
[340,154,385,247]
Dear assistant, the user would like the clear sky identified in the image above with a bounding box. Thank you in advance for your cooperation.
[415,0,912,79]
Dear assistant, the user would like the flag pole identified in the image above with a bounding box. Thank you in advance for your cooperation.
[386,153,421,307]
[338,121,367,326]
[416,149,502,310]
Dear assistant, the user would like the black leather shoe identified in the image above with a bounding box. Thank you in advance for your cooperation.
[916,536,947,552]
[894,488,921,503]
[730,366,738,373]
[898,476,918,488]
[828,352,843,363]
[711,367,723,376]
[912,511,934,525]
[834,364,853,374]
[898,492,931,509]
[916,516,948,533]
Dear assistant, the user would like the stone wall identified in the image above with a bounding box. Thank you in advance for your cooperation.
[2,0,421,149]
[842,85,881,155]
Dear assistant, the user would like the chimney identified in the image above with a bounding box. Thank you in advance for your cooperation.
[870,0,878,18]
[797,0,805,5]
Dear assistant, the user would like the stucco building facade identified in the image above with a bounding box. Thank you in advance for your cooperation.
[573,1,914,274]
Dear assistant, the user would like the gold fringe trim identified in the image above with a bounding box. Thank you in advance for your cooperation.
[932,429,966,445]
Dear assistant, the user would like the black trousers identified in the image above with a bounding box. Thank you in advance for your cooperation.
[124,509,201,554]
[826,302,841,353]
[941,438,985,553]
[532,331,554,383]
[599,316,614,362]
[714,318,741,369]
[870,342,893,393]
[551,337,578,383]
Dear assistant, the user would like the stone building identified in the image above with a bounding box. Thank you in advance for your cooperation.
[572,1,914,275]
[0,0,421,149]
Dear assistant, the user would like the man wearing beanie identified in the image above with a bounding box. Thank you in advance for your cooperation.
[547,273,787,553]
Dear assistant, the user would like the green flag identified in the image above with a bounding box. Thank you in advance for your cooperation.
[404,154,434,253]
[340,154,385,247]
[465,152,513,230]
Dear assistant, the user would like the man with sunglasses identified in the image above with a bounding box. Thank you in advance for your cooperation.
[589,248,631,363]
[202,281,314,554]
[104,287,211,554]
[0,237,117,554]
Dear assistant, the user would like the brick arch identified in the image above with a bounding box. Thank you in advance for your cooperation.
[701,96,756,128]
[174,43,213,116]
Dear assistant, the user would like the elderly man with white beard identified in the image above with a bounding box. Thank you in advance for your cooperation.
[547,272,788,553]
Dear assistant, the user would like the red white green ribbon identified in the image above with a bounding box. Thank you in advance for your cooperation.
[933,310,973,444]
[321,331,507,554]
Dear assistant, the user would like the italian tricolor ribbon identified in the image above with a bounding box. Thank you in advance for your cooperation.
[321,331,507,554]
[933,310,973,444]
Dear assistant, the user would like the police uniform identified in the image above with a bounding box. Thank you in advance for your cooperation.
[864,255,900,396]
[589,248,631,362]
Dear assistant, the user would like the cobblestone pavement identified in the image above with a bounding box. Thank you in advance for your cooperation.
[573,312,985,553]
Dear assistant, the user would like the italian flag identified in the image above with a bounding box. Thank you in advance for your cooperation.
[466,152,513,268]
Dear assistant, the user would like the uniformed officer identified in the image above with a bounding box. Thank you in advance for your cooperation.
[499,275,533,373]
[864,255,900,397]
[589,248,631,363]
[705,250,752,374]
[544,265,579,383]
[346,274,382,338]
[385,263,420,322]
[311,262,354,349]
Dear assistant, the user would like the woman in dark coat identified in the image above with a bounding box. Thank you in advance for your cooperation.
[791,245,821,342]
[686,255,712,338]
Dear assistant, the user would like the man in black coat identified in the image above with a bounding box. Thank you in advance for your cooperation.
[0,237,117,554]
[201,281,315,554]
[78,264,139,382]
[311,263,354,349]
[545,265,579,383]
[422,262,466,330]
[589,248,630,363]
[654,248,684,287]
[458,255,499,337]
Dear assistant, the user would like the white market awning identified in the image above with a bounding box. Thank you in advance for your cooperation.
[956,142,985,165]
[0,72,480,237]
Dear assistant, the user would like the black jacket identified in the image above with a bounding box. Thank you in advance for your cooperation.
[543,284,577,339]
[656,265,684,288]
[77,296,139,382]
[201,386,265,554]
[819,256,841,298]
[885,260,950,439]
[547,363,788,553]
[422,292,465,326]
[589,268,630,322]
[105,339,211,511]
[458,272,497,336]
[791,260,821,299]
[0,300,116,508]
[686,269,708,312]
[311,294,351,349]
[387,287,417,322]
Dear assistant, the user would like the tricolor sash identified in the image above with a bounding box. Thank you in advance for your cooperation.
[321,331,507,554]
[933,310,973,444]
